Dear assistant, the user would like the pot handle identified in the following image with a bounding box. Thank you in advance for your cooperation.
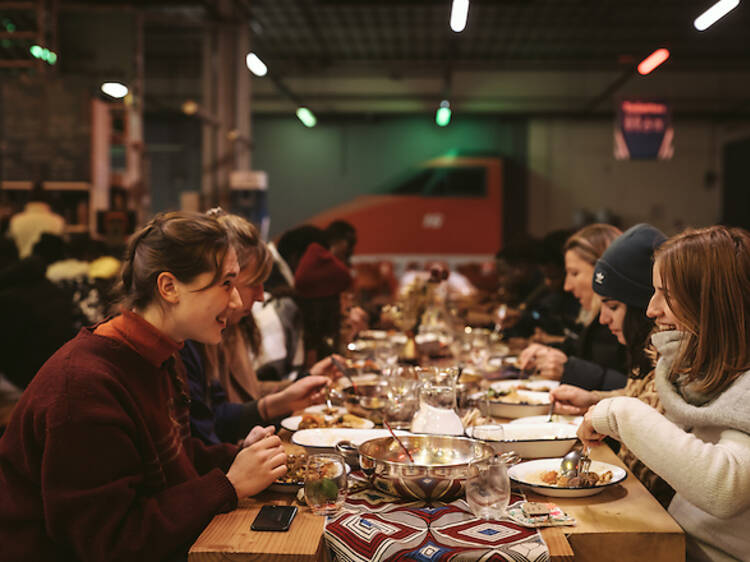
[335,440,360,468]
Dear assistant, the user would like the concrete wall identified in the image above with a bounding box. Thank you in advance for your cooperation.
[527,119,724,237]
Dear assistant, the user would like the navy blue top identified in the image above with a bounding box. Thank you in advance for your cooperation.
[180,340,263,445]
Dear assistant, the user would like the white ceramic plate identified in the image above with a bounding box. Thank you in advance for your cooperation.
[508,458,627,497]
[465,423,578,459]
[510,415,584,426]
[292,428,411,455]
[281,414,374,432]
[269,463,351,494]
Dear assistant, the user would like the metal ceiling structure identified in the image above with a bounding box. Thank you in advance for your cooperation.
[2,0,750,116]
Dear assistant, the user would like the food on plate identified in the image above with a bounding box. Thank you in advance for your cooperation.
[539,469,614,489]
[320,406,341,416]
[276,453,308,485]
[461,408,492,428]
[486,388,548,405]
[297,413,370,430]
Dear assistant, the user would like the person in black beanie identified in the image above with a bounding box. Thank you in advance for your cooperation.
[550,223,675,508]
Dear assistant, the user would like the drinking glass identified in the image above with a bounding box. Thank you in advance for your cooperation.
[384,365,418,429]
[304,453,348,516]
[465,454,511,520]
[375,341,399,370]
[470,333,490,370]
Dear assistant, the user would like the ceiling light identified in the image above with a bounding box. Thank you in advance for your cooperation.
[435,100,452,127]
[694,0,740,31]
[296,107,317,127]
[245,52,267,77]
[101,82,129,99]
[637,48,670,75]
[181,100,199,115]
[450,0,469,33]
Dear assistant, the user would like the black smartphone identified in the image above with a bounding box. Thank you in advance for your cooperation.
[250,505,297,532]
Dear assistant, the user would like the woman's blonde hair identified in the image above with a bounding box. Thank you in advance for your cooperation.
[563,223,622,266]
[655,225,750,395]
[202,211,274,401]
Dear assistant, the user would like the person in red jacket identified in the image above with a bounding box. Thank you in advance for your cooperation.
[0,211,287,561]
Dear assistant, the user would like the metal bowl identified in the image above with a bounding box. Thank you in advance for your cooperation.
[333,381,388,423]
[358,434,494,501]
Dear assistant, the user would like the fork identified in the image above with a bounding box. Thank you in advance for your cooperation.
[546,399,555,422]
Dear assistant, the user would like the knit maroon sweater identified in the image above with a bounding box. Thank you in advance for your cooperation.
[0,314,239,561]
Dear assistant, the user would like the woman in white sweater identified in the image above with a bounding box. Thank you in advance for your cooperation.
[578,225,750,562]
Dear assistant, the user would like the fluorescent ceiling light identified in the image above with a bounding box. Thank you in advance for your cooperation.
[296,107,317,127]
[101,82,129,99]
[245,52,268,76]
[694,0,740,31]
[637,49,670,75]
[450,0,469,33]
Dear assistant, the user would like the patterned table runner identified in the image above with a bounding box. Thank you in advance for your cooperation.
[324,480,550,562]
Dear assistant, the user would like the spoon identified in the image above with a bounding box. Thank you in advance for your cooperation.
[383,419,414,463]
[560,445,591,477]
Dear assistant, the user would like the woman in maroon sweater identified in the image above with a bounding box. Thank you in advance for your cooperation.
[0,212,287,561]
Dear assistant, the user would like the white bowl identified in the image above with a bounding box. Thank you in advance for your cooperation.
[477,379,559,419]
[465,423,578,459]
[508,458,627,498]
[291,428,410,455]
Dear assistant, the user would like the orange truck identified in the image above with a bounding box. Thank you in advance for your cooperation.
[305,153,509,261]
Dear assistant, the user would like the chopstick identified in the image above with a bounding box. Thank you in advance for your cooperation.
[383,419,414,463]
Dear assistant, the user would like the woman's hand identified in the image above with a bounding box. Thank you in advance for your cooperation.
[262,376,330,419]
[310,354,346,380]
[518,343,548,371]
[241,425,275,449]
[577,407,606,448]
[226,434,287,498]
[550,384,598,415]
[532,347,567,380]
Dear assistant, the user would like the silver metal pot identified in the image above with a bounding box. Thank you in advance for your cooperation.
[357,434,494,501]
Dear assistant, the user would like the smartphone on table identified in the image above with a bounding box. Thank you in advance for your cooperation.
[250,505,298,532]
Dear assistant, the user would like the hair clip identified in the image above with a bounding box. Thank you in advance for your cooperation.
[206,207,226,218]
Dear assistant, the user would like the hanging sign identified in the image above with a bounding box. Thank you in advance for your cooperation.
[614,99,674,160]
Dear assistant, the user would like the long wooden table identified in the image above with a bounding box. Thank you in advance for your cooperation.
[535,445,684,562]
[190,432,684,561]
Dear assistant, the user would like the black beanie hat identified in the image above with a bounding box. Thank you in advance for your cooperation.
[592,223,667,309]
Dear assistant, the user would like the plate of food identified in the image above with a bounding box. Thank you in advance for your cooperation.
[292,428,410,455]
[508,458,627,498]
[476,379,559,419]
[268,452,351,493]
[304,404,348,417]
[281,412,374,432]
[510,414,584,426]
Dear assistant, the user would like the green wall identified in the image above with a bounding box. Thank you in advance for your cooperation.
[252,114,528,237]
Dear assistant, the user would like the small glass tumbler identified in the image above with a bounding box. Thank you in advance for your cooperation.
[304,453,348,516]
[465,454,511,521]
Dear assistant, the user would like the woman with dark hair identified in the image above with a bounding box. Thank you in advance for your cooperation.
[551,223,674,506]
[0,212,287,560]
[519,223,628,390]
[578,225,750,561]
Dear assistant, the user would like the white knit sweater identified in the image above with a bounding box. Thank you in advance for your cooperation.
[590,330,750,562]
